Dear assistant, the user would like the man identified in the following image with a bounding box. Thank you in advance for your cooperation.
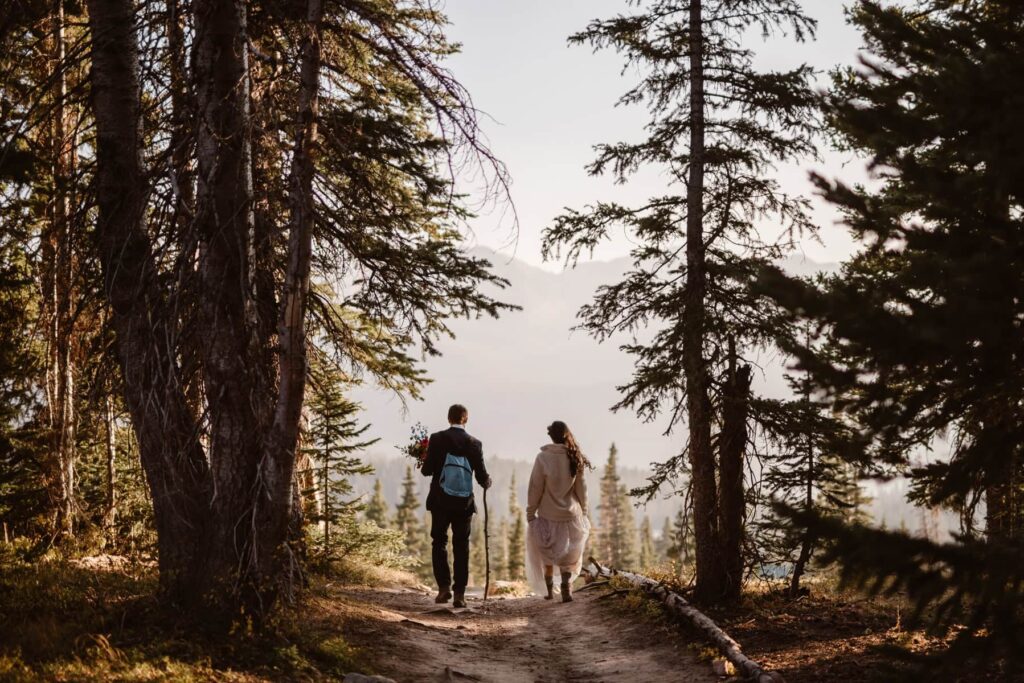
[421,403,491,608]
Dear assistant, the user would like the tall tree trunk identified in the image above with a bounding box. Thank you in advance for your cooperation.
[295,405,320,522]
[190,0,266,610]
[322,440,330,554]
[166,0,194,228]
[255,0,324,595]
[718,338,750,601]
[43,0,77,538]
[683,0,721,603]
[86,0,209,602]
[789,377,814,597]
[103,395,117,528]
[984,188,1020,543]
[249,22,285,396]
[91,0,321,619]
[166,0,204,421]
[985,428,1018,541]
[188,0,322,610]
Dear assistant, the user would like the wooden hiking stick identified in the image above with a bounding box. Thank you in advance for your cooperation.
[483,486,491,602]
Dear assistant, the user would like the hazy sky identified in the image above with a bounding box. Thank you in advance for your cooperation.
[355,2,873,467]
[442,0,868,269]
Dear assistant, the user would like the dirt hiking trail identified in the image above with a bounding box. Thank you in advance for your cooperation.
[327,584,714,682]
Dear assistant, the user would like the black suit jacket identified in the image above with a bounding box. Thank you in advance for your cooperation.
[420,426,489,516]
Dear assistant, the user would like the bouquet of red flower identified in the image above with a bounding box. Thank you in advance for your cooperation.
[399,422,430,464]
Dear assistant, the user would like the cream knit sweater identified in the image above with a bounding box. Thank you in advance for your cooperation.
[526,443,589,523]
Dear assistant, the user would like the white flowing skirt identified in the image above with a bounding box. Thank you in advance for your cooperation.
[525,515,591,595]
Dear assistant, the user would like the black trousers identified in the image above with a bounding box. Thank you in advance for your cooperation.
[430,508,472,592]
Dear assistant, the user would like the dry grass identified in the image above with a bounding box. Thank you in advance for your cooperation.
[593,567,1021,682]
[710,579,947,682]
[0,547,403,682]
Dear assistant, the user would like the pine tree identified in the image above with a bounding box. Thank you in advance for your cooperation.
[757,0,1024,665]
[831,461,872,528]
[756,364,865,594]
[496,518,510,582]
[420,513,434,582]
[394,466,430,579]
[666,506,697,576]
[469,518,487,587]
[0,0,518,616]
[544,0,819,603]
[303,369,376,558]
[616,484,638,569]
[595,444,619,564]
[638,516,655,571]
[0,240,47,537]
[657,516,673,561]
[65,0,514,616]
[507,474,526,581]
[595,444,637,568]
[365,479,390,529]
[757,0,1024,540]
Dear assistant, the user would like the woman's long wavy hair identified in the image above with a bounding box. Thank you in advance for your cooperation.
[547,421,591,478]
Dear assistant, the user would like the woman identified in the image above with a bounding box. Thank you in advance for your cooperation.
[525,421,591,602]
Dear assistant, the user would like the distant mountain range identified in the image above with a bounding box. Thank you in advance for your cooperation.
[348,247,956,540]
[351,246,838,469]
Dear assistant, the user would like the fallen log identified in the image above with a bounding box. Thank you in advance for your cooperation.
[575,579,611,593]
[583,558,784,683]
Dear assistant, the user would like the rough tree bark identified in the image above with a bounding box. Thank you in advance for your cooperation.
[256,0,324,591]
[718,338,751,601]
[165,0,203,420]
[188,0,321,608]
[89,0,331,618]
[42,0,78,538]
[166,0,194,229]
[683,0,723,603]
[190,0,267,606]
[86,0,210,601]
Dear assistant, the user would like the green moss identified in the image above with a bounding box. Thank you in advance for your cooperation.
[312,635,360,671]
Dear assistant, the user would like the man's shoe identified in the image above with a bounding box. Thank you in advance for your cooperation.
[453,591,467,608]
[435,589,452,604]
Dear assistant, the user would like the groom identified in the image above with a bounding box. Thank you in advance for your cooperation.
[420,404,491,608]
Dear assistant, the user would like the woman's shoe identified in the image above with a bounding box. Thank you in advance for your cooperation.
[544,576,554,600]
[560,572,573,603]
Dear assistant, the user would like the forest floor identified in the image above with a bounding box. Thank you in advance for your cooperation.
[0,550,1015,682]
[592,575,1018,683]
[325,583,712,682]
[0,552,712,682]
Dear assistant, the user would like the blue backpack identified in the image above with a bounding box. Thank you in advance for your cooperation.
[439,453,473,498]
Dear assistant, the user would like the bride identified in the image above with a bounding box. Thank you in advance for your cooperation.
[525,421,592,602]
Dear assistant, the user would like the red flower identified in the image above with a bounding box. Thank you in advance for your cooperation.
[398,422,431,463]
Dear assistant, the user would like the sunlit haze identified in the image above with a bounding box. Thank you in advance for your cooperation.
[446,0,867,269]
[354,1,870,468]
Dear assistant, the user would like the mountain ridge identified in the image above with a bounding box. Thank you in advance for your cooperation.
[352,246,838,469]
